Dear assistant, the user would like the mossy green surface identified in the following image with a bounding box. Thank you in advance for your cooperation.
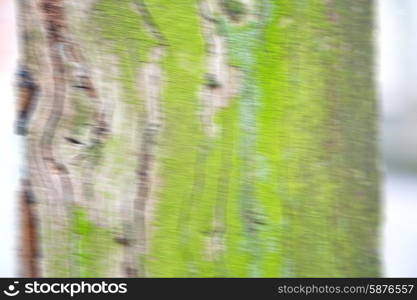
[146,0,378,277]
[71,207,115,277]
[143,0,207,276]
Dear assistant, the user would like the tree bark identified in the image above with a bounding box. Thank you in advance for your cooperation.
[17,0,379,277]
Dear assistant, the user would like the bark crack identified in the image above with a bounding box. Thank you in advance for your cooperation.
[120,0,166,277]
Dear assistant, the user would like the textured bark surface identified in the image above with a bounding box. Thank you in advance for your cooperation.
[17,0,379,277]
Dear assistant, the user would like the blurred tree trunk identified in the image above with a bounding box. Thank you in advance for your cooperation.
[17,0,379,277]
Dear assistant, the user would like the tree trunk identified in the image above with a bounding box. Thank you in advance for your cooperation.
[17,0,379,277]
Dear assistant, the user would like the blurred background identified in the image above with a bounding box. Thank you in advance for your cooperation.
[378,0,417,277]
[0,0,19,277]
[0,0,416,277]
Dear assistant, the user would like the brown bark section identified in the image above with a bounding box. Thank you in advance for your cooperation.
[19,181,39,277]
[18,0,108,276]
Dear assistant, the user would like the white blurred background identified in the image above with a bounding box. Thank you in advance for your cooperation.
[378,0,417,277]
[0,0,19,277]
[0,0,416,277]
